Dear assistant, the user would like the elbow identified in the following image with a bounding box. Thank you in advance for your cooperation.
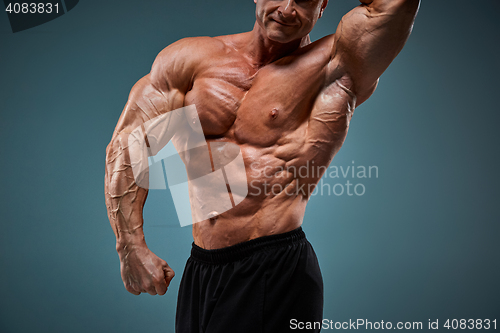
[105,133,125,166]
[355,79,379,107]
[105,140,113,157]
[105,136,118,163]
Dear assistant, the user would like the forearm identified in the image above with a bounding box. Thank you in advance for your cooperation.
[105,131,149,254]
[105,124,177,296]
[104,40,194,255]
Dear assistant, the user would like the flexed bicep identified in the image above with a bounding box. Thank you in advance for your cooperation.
[331,0,420,96]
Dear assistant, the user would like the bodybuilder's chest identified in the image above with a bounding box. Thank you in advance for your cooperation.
[183,58,325,146]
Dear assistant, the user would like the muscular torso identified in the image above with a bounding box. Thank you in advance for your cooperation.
[172,33,356,249]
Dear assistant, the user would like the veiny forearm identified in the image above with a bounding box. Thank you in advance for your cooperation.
[105,130,149,254]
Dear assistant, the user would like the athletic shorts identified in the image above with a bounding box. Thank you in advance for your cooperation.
[175,227,324,333]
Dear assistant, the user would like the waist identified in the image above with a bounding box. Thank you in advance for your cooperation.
[190,226,306,264]
[192,202,305,249]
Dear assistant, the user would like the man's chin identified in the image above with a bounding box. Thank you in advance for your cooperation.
[267,31,299,44]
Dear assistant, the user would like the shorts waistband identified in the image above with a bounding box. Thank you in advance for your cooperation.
[190,227,305,264]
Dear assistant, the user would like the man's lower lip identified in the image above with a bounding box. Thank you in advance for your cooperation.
[271,19,294,27]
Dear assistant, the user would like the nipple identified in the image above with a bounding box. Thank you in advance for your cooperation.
[207,211,219,222]
[270,108,279,120]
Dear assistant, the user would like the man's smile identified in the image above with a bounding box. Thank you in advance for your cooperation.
[270,17,297,27]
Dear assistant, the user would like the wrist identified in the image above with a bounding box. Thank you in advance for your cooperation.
[115,233,147,255]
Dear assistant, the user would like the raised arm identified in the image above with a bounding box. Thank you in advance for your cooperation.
[104,39,195,295]
[331,0,420,102]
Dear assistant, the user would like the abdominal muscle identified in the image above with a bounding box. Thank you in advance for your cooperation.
[186,86,350,249]
[190,137,313,250]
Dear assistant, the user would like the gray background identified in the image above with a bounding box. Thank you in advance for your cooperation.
[1,0,499,332]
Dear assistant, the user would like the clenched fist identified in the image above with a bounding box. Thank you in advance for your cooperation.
[118,245,175,296]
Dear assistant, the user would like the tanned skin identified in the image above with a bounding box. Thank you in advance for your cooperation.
[105,0,420,296]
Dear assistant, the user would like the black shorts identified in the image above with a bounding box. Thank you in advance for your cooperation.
[175,227,324,333]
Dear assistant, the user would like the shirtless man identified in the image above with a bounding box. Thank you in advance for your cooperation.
[105,0,420,332]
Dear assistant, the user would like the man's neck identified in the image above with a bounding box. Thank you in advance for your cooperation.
[243,22,311,68]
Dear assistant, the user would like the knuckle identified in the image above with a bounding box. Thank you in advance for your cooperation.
[165,268,175,278]
[125,285,138,294]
